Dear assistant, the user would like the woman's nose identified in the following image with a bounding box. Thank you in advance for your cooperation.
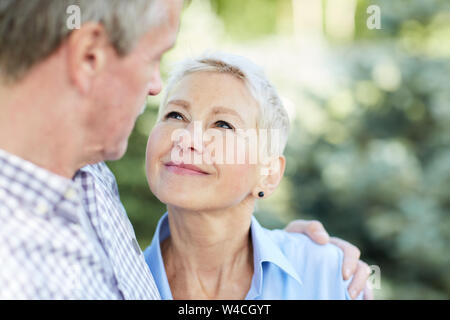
[174,121,204,154]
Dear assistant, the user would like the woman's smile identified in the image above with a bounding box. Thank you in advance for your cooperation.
[164,161,210,176]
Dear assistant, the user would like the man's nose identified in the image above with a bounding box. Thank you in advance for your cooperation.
[148,69,162,96]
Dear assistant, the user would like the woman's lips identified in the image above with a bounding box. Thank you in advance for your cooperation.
[164,161,210,176]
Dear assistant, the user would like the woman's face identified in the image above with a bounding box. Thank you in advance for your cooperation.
[146,71,262,211]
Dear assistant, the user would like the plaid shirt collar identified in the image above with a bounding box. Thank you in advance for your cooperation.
[0,148,81,223]
[0,148,161,299]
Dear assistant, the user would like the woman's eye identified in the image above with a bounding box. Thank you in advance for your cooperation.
[215,120,234,130]
[165,111,184,121]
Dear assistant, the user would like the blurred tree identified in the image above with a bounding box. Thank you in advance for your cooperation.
[283,0,450,299]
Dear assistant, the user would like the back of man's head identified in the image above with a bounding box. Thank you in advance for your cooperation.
[0,0,164,83]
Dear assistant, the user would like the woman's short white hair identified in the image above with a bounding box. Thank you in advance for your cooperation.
[158,52,290,157]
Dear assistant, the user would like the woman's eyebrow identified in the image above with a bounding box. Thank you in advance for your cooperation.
[165,101,247,125]
[167,99,190,110]
[210,106,245,124]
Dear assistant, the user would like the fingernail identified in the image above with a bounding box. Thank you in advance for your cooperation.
[314,231,329,238]
[350,289,357,299]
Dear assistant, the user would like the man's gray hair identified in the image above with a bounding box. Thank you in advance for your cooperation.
[0,0,165,82]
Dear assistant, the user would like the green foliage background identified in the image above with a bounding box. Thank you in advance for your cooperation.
[107,0,450,299]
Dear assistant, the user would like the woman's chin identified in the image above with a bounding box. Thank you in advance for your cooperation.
[153,190,216,211]
[158,193,202,209]
[165,201,210,212]
[153,177,209,195]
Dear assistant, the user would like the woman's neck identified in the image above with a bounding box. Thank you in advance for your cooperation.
[162,199,255,299]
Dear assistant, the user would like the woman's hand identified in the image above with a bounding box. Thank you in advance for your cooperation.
[285,220,373,300]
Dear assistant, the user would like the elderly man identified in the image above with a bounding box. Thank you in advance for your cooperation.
[0,0,371,299]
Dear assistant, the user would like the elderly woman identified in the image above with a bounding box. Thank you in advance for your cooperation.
[143,52,361,299]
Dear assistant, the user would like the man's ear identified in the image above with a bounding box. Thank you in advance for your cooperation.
[66,22,112,94]
[253,155,286,198]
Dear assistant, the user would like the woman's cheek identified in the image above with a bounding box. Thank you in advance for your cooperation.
[149,124,172,152]
[221,163,258,194]
[146,126,169,171]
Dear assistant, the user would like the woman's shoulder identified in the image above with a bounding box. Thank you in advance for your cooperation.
[266,228,348,284]
[259,227,352,299]
[266,227,344,263]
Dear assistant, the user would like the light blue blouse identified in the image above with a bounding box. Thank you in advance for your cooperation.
[144,212,357,300]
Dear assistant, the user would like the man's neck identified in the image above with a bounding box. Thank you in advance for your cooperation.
[0,79,85,179]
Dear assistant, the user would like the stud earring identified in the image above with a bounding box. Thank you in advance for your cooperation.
[258,191,264,198]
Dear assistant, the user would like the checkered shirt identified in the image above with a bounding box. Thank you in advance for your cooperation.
[0,149,160,300]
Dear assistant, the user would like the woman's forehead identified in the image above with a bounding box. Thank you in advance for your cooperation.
[166,71,259,119]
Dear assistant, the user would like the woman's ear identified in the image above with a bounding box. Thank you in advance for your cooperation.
[253,155,286,199]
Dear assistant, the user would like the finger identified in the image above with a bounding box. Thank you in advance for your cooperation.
[285,220,329,245]
[329,237,361,280]
[305,220,330,245]
[363,285,374,300]
[284,219,310,233]
[347,261,371,300]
